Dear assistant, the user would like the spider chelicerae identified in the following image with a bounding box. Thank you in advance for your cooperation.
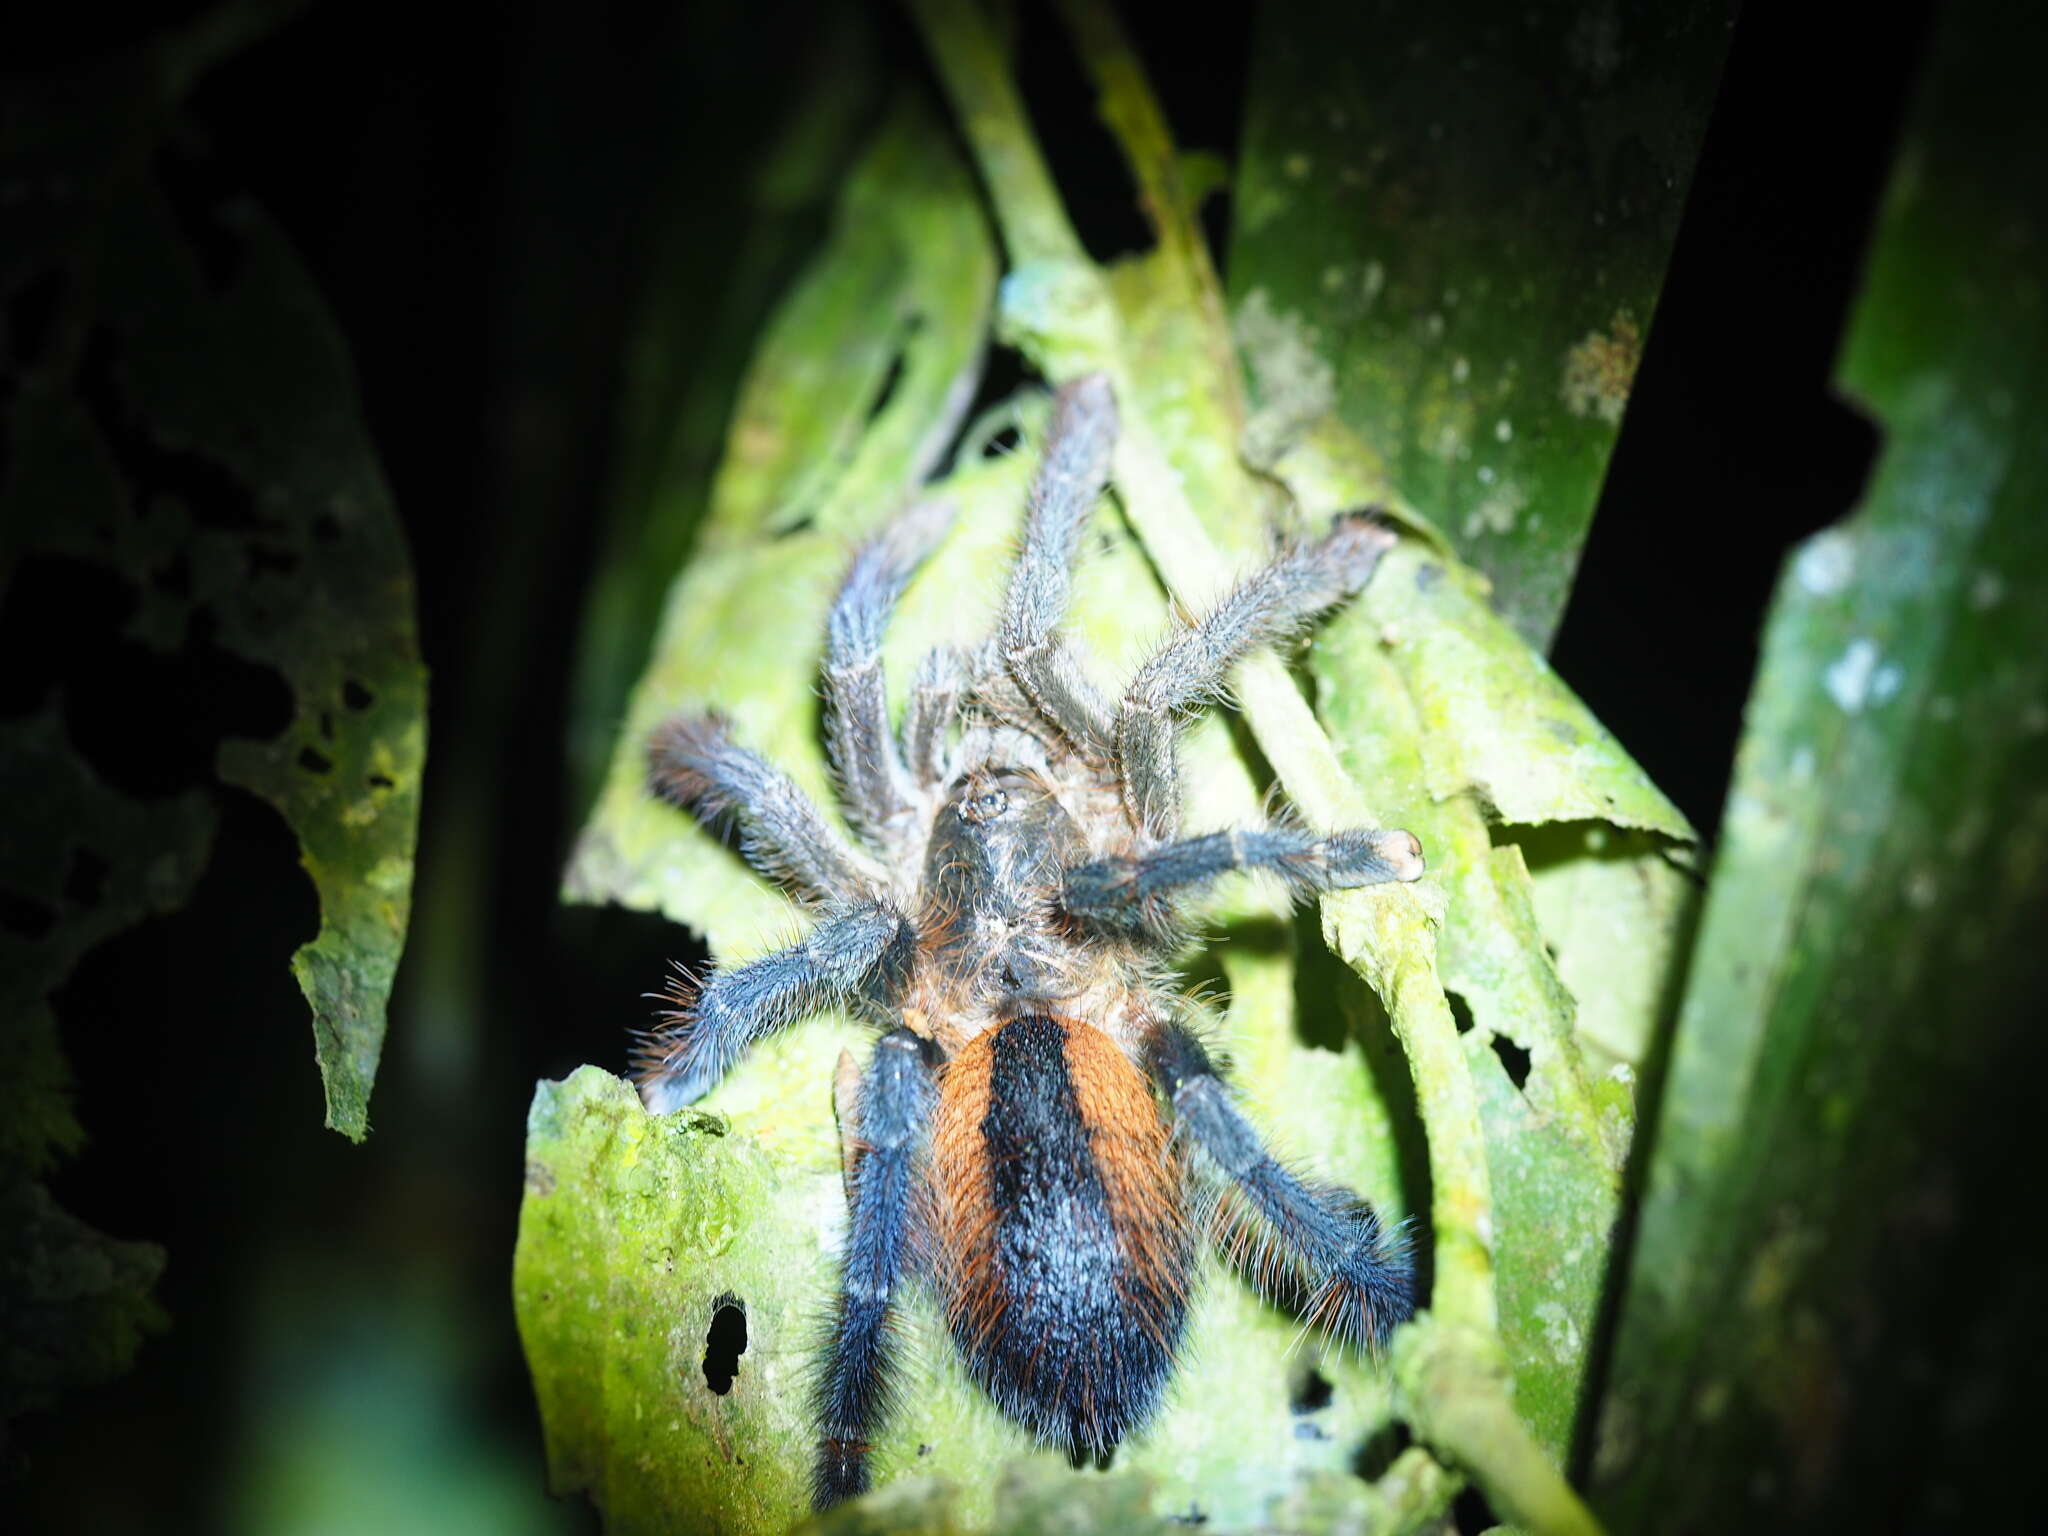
[634,373,1424,1509]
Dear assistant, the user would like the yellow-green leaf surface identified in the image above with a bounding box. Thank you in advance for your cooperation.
[564,98,997,940]
[1592,1,2048,1525]
[569,22,886,808]
[541,72,1424,1534]
[1305,494,1687,1464]
[540,360,1419,1529]
[1213,0,1715,1473]
[1,56,425,1137]
[536,6,1708,1530]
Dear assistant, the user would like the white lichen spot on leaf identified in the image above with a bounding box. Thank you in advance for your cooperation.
[1560,310,1643,424]
[1794,530,1857,595]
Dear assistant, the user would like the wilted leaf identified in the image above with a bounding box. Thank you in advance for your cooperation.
[1592,1,2048,1524]
[0,711,210,1439]
[2,72,426,1140]
[1228,0,1732,647]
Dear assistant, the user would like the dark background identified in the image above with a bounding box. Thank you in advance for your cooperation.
[2,0,1939,1530]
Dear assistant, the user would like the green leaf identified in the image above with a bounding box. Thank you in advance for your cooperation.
[1218,7,1718,1475]
[2,64,426,1141]
[568,18,887,810]
[1311,558,1656,1465]
[1590,1,2048,1523]
[565,97,998,937]
[538,4,1719,1527]
[539,375,1421,1525]
[544,65,1438,1525]
[1228,0,1732,647]
[515,1048,1415,1535]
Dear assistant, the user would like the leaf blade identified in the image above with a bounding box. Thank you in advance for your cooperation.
[1228,0,1733,646]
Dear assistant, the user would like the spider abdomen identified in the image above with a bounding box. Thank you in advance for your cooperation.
[930,1013,1192,1456]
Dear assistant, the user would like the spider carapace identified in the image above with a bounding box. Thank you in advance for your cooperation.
[635,374,1424,1508]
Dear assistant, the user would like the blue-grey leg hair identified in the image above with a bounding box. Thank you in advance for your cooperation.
[826,500,955,847]
[1146,1020,1414,1350]
[1064,823,1425,936]
[633,899,914,1112]
[1115,516,1397,839]
[993,373,1120,753]
[647,713,880,904]
[900,645,968,788]
[814,1028,938,1509]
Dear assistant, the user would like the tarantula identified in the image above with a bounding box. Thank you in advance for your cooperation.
[634,374,1424,1509]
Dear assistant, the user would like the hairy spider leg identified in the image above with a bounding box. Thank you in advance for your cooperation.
[1146,1021,1414,1351]
[1062,824,1426,936]
[1113,516,1398,840]
[815,1029,938,1509]
[825,499,955,848]
[647,713,881,903]
[994,373,1121,752]
[929,1014,1193,1461]
[899,645,968,788]
[632,899,913,1112]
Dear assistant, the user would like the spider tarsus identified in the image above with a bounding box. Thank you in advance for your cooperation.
[811,1438,872,1511]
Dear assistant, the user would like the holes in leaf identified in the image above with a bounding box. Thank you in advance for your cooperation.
[153,549,194,599]
[1491,1032,1533,1091]
[1448,993,1477,1035]
[863,322,918,424]
[701,1294,747,1395]
[154,140,247,292]
[246,543,300,578]
[1452,1483,1501,1534]
[63,848,110,909]
[981,424,1021,459]
[297,746,332,775]
[342,679,374,711]
[1290,1365,1334,1415]
[367,773,395,790]
[1353,1418,1412,1482]
[78,328,264,535]
[17,571,294,798]
[0,890,57,940]
[1291,1366,1335,1437]
[5,268,65,372]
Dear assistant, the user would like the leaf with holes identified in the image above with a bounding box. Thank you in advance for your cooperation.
[3,57,426,1142]
[564,96,998,947]
[532,379,1422,1524]
[0,710,212,1436]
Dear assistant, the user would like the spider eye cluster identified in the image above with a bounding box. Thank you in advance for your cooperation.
[960,785,1009,824]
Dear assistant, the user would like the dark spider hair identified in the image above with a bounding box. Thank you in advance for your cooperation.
[634,374,1424,1510]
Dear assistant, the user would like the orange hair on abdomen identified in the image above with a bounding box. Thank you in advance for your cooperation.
[927,1014,1191,1451]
